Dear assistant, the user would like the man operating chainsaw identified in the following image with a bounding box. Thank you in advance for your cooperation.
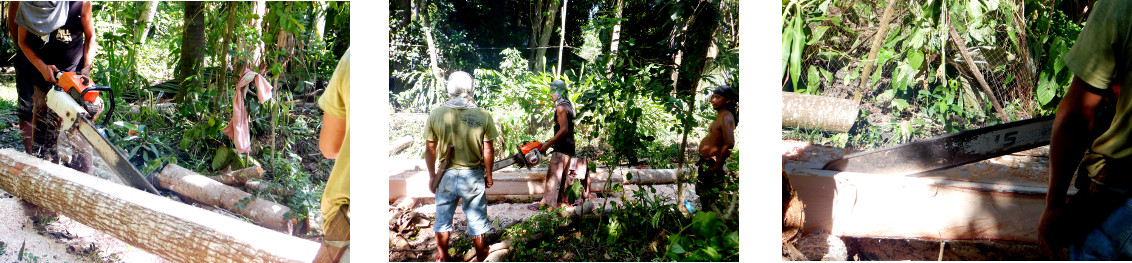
[530,80,588,210]
[1039,0,1132,260]
[16,1,98,173]
[425,71,498,262]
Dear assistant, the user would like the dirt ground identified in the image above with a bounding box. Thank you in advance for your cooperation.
[389,183,701,261]
[0,189,165,262]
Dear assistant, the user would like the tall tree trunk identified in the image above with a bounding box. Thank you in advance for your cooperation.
[135,1,159,44]
[556,0,568,77]
[605,0,624,79]
[313,1,327,41]
[529,0,559,72]
[671,2,720,216]
[175,1,206,103]
[412,0,443,85]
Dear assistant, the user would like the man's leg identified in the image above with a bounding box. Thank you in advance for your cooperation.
[19,119,33,154]
[1071,197,1132,260]
[695,158,719,211]
[461,168,491,262]
[435,231,451,262]
[473,234,488,262]
[433,170,459,261]
[558,155,576,206]
[65,131,94,173]
[16,54,36,154]
[314,204,351,262]
[31,87,59,163]
[540,153,566,208]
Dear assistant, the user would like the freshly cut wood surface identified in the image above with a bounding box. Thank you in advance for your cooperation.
[0,149,317,262]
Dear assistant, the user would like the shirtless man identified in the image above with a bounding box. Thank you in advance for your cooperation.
[696,85,738,212]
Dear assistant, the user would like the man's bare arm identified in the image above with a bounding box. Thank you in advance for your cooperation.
[80,1,96,75]
[18,27,57,84]
[1039,77,1105,256]
[426,140,438,179]
[318,112,345,159]
[483,140,494,188]
[8,2,18,45]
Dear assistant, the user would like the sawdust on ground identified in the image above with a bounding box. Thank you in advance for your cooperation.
[0,189,166,262]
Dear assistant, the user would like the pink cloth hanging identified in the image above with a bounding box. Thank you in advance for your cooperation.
[222,69,275,154]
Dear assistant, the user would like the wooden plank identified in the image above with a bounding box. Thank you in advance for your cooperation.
[0,149,318,262]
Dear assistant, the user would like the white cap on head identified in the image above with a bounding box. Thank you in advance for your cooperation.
[443,71,478,109]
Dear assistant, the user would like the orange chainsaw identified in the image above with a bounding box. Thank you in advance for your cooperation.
[491,141,546,171]
[46,71,158,194]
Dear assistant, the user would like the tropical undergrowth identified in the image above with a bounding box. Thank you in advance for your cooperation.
[782,0,1083,150]
[78,2,349,237]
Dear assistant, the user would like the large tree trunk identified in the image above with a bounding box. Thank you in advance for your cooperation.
[155,164,297,233]
[529,0,560,72]
[175,1,206,103]
[0,149,318,262]
[135,1,159,44]
[605,0,624,79]
[175,1,207,102]
[313,1,327,42]
[556,0,568,76]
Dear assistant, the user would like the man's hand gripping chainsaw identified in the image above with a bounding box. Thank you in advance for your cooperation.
[46,71,112,130]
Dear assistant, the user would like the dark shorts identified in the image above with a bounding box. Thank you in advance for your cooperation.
[695,157,728,210]
[14,53,36,121]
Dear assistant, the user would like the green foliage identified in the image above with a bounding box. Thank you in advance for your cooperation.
[665,212,739,262]
[1027,2,1081,110]
[784,0,1086,150]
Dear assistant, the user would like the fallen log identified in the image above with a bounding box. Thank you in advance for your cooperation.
[0,149,317,262]
[390,137,414,155]
[782,92,858,133]
[243,180,295,196]
[207,166,264,186]
[155,164,296,233]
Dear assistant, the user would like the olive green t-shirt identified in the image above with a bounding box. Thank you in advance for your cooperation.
[424,106,500,170]
[1065,0,1132,175]
[318,48,350,230]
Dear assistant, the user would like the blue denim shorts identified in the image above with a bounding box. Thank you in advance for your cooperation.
[433,167,491,236]
[1071,197,1132,260]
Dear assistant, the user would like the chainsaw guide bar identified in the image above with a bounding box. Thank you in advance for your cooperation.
[822,115,1055,175]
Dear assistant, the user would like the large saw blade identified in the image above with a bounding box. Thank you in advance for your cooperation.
[822,115,1054,175]
[76,118,160,194]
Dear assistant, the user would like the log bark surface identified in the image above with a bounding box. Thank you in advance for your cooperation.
[156,164,295,233]
[782,92,859,133]
[207,166,264,186]
[0,149,317,262]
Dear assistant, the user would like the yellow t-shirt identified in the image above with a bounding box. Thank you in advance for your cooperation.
[1065,0,1132,176]
[424,106,500,170]
[319,48,350,229]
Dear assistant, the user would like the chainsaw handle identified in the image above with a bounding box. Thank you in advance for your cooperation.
[80,86,114,126]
